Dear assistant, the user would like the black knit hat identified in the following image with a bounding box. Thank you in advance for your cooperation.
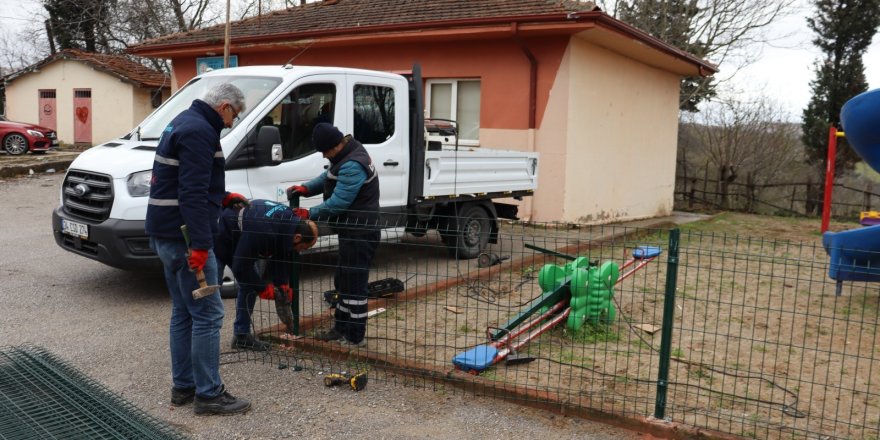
[312,123,344,152]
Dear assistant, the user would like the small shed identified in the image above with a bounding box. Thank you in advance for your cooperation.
[3,49,170,146]
[129,0,716,223]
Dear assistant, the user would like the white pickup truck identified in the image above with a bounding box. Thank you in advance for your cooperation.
[51,64,539,270]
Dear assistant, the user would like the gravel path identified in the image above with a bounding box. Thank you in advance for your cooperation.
[0,171,646,439]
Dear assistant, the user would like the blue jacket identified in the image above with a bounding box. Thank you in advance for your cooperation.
[303,162,367,220]
[145,100,226,250]
[215,200,298,292]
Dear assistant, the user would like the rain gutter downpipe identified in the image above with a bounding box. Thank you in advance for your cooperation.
[511,22,537,129]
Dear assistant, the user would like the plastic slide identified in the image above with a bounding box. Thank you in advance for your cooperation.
[822,88,880,289]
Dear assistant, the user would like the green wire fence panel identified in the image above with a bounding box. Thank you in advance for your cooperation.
[232,212,879,440]
[0,345,188,440]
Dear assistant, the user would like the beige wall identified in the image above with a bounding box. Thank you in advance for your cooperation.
[482,37,681,224]
[5,60,152,145]
[559,37,681,224]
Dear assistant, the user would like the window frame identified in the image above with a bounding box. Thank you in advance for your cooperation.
[425,78,481,146]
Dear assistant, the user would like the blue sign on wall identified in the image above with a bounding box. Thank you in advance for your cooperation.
[196,56,238,74]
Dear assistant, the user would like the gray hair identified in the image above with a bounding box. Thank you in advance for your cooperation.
[203,83,246,112]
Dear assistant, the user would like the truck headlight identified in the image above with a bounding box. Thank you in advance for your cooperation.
[27,130,45,138]
[127,170,152,197]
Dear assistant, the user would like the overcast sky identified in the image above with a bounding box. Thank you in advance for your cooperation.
[1,0,878,120]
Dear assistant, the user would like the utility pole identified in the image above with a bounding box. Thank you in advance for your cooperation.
[223,0,231,68]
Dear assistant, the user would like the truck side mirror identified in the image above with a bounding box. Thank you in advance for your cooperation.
[255,125,283,166]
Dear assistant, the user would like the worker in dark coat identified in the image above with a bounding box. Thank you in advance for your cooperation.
[145,82,251,415]
[214,199,317,351]
[287,123,380,347]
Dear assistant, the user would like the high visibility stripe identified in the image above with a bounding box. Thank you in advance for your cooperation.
[327,171,337,181]
[364,172,377,183]
[337,304,350,313]
[349,311,369,319]
[148,198,179,206]
[214,151,225,158]
[238,208,245,230]
[342,298,368,306]
[154,155,179,166]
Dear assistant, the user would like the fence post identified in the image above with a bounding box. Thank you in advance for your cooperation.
[654,228,680,421]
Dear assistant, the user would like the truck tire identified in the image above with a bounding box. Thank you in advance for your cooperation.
[444,204,490,259]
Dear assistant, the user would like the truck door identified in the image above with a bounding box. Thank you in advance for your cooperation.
[245,75,344,207]
[346,74,408,208]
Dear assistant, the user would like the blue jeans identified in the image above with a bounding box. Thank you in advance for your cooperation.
[216,262,259,336]
[150,237,225,399]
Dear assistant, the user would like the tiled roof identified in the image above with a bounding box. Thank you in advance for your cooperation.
[6,49,169,88]
[132,0,600,49]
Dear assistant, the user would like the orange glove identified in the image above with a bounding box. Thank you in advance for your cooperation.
[222,192,249,209]
[258,283,276,300]
[286,185,309,199]
[293,208,309,220]
[278,284,294,301]
[188,249,209,272]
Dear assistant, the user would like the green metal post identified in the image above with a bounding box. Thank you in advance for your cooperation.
[653,228,680,420]
[289,193,301,335]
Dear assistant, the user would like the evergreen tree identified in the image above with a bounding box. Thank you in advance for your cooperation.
[618,0,714,112]
[801,0,880,177]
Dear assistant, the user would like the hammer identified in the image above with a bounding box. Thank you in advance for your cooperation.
[180,225,220,300]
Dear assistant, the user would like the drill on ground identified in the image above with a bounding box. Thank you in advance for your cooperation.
[323,371,368,391]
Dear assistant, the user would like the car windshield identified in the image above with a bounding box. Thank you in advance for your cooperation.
[136,75,282,140]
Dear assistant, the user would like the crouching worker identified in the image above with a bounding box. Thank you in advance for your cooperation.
[215,199,318,351]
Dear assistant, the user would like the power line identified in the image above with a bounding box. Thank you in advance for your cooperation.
[0,15,32,22]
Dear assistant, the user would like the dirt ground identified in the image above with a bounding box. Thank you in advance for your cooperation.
[264,213,880,440]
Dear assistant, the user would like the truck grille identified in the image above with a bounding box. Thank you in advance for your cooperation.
[62,170,114,222]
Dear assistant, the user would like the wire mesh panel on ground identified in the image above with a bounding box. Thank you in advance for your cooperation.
[0,345,188,440]
[230,212,879,440]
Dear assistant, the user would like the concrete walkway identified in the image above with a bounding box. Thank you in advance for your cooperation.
[0,150,80,178]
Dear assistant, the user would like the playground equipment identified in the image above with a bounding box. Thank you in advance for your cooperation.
[452,244,662,373]
[822,88,880,295]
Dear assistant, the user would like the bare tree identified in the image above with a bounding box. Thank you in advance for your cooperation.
[680,97,806,208]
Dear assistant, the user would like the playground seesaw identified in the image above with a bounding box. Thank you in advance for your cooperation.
[452,244,662,374]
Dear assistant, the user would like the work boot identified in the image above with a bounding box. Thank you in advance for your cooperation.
[338,337,366,348]
[231,334,270,352]
[314,327,344,342]
[194,388,251,416]
[170,387,195,406]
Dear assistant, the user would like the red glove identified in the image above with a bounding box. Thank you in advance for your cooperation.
[286,185,309,199]
[222,192,249,209]
[278,284,294,301]
[293,207,309,220]
[188,249,209,272]
[258,283,276,300]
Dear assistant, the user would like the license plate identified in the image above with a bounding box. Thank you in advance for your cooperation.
[61,219,88,239]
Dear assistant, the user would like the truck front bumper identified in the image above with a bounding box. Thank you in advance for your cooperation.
[52,207,161,271]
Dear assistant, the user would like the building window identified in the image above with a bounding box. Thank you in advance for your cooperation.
[353,84,394,144]
[426,79,481,144]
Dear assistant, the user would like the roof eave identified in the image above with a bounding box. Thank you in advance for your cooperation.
[128,11,716,76]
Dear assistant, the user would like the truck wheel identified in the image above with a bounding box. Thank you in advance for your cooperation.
[220,278,238,299]
[446,204,490,259]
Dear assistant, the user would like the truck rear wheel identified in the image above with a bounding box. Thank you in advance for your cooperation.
[443,204,490,259]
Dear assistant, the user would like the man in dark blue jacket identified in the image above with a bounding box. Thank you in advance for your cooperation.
[146,83,251,416]
[214,199,317,351]
[287,123,380,348]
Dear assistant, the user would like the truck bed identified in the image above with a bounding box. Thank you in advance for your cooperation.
[422,147,538,198]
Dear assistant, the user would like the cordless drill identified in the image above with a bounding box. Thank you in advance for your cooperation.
[323,371,368,391]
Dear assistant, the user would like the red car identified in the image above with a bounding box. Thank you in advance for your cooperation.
[0,115,59,155]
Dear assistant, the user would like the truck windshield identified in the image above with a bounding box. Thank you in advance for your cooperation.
[137,75,282,140]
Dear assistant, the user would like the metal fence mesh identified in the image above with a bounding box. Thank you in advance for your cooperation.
[227,212,879,440]
[0,345,188,440]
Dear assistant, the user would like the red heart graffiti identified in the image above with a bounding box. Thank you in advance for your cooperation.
[76,106,89,124]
